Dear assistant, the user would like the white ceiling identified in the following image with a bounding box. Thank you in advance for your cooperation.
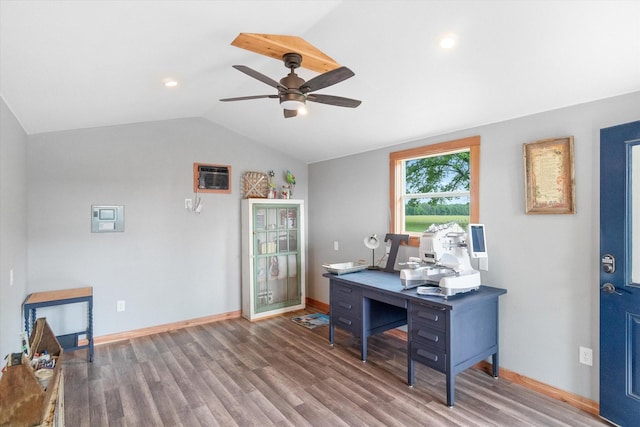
[1,1,639,164]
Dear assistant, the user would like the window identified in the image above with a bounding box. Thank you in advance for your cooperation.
[389,136,480,247]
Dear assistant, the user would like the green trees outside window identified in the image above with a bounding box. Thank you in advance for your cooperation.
[404,151,470,231]
[389,136,480,246]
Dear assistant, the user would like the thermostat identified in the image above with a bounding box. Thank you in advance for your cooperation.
[91,205,124,233]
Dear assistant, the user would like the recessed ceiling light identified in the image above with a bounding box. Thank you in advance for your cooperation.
[439,34,457,49]
[163,79,178,87]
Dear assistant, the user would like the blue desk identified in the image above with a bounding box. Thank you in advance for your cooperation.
[23,287,94,362]
[325,270,506,406]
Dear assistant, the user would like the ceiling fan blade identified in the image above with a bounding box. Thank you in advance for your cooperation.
[307,94,361,108]
[284,109,298,118]
[219,94,278,102]
[300,66,355,93]
[233,65,287,91]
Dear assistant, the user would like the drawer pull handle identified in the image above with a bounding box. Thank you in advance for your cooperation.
[418,312,439,322]
[338,302,353,310]
[338,317,352,326]
[418,330,439,343]
[338,287,353,294]
[417,349,439,362]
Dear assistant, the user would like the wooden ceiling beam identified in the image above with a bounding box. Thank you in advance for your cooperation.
[230,33,341,73]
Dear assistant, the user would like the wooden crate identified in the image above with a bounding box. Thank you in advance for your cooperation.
[243,171,269,198]
[0,318,63,426]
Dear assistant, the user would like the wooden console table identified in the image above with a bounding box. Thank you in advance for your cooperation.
[325,270,506,407]
[23,287,94,362]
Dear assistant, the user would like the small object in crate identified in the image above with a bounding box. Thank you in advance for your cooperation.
[20,332,30,357]
[34,368,53,390]
[10,353,23,366]
[243,171,269,198]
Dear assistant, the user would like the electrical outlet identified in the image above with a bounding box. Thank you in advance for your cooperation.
[579,346,593,366]
[116,300,126,312]
[334,241,339,251]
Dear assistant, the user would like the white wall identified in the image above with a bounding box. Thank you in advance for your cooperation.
[0,97,29,361]
[27,118,307,337]
[308,91,640,401]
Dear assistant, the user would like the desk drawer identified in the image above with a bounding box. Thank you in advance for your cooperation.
[331,307,361,337]
[411,320,446,351]
[333,299,357,312]
[410,344,446,373]
[410,303,446,331]
[331,281,362,306]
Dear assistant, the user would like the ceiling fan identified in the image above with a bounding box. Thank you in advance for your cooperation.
[220,53,361,118]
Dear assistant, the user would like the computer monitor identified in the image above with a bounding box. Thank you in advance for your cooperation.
[467,224,487,258]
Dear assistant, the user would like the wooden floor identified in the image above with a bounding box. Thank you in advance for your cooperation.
[63,311,609,426]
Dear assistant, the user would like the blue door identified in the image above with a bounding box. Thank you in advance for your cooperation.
[600,120,640,425]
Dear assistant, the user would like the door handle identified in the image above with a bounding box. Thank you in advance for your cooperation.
[601,282,622,295]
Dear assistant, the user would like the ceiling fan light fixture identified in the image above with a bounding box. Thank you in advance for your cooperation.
[222,50,360,117]
[280,93,306,110]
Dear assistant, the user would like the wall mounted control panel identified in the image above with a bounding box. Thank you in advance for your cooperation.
[91,205,124,233]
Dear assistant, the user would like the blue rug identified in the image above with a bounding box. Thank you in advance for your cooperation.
[291,313,330,329]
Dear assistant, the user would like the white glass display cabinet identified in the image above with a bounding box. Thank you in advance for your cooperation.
[241,199,305,320]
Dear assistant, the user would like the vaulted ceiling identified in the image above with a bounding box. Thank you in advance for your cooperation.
[1,1,639,163]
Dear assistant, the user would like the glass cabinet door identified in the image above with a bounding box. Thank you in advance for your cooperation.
[253,204,300,313]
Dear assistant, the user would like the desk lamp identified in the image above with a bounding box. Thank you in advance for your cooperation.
[364,234,380,270]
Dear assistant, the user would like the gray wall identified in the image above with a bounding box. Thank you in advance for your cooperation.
[0,97,29,360]
[308,91,640,401]
[4,91,640,403]
[26,118,307,338]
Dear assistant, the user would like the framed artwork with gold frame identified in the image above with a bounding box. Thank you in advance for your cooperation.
[523,136,575,214]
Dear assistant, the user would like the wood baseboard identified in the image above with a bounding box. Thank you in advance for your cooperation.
[81,306,599,417]
[86,301,329,346]
[306,297,329,313]
[81,310,241,346]
[474,361,599,416]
